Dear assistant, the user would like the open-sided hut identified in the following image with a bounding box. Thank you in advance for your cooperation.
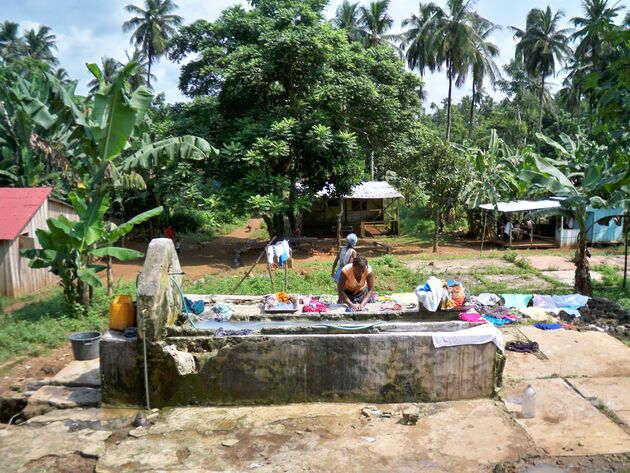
[302,181,402,237]
[0,187,77,297]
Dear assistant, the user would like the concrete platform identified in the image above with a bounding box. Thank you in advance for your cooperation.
[504,326,630,381]
[50,359,100,388]
[568,377,630,427]
[503,378,630,456]
[96,401,532,473]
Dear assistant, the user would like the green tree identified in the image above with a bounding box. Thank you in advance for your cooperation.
[122,0,183,87]
[333,0,362,41]
[0,21,24,62]
[22,26,58,64]
[87,57,122,94]
[467,18,500,138]
[402,0,495,141]
[358,0,395,47]
[169,0,422,237]
[571,0,625,132]
[512,6,572,132]
[520,132,629,296]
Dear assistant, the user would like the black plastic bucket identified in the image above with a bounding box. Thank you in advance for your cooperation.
[69,331,102,360]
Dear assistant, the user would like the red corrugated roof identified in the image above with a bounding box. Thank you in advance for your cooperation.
[0,187,53,240]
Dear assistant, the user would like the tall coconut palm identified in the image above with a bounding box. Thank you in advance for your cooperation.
[400,3,441,77]
[467,18,501,137]
[333,0,362,42]
[512,6,572,132]
[0,21,24,62]
[122,0,183,88]
[22,25,58,64]
[571,0,624,132]
[403,0,493,141]
[358,0,395,47]
[87,57,122,94]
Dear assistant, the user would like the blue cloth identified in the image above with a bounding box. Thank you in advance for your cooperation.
[534,323,563,330]
[333,267,342,283]
[213,303,233,321]
[551,294,589,310]
[501,294,533,309]
[447,279,461,287]
[483,315,513,326]
[183,298,205,315]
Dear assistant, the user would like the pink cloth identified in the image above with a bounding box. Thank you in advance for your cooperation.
[459,312,487,323]
[303,301,328,313]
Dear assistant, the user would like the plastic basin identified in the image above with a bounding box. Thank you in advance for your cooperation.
[69,331,102,360]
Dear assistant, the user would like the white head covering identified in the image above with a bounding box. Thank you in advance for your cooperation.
[346,233,358,247]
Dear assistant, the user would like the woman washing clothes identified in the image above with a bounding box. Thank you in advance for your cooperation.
[331,233,358,282]
[337,255,374,311]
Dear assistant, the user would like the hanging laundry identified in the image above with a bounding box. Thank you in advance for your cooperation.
[266,246,274,265]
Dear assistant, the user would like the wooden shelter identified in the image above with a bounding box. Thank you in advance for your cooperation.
[302,181,402,237]
[0,188,77,298]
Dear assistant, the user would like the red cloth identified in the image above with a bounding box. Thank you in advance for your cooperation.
[165,227,174,239]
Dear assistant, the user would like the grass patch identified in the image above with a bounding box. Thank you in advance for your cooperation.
[186,254,428,296]
[0,281,136,364]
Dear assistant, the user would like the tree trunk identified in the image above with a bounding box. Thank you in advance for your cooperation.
[262,215,274,238]
[468,82,475,139]
[147,51,152,89]
[107,256,113,297]
[273,213,285,240]
[432,208,439,253]
[538,75,545,132]
[574,218,592,296]
[445,65,453,142]
[336,198,343,249]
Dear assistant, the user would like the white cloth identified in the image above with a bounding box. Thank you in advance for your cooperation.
[280,240,291,257]
[416,277,444,312]
[476,293,501,306]
[266,246,274,265]
[432,324,504,351]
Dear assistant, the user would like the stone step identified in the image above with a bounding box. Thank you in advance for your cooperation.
[23,386,101,419]
[50,359,100,388]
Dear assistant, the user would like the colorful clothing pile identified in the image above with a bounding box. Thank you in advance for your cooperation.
[303,301,328,313]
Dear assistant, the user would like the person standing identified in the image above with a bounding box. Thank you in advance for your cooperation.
[331,233,358,282]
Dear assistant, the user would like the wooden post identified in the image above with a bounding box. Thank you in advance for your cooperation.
[508,214,513,248]
[480,210,487,254]
[284,262,288,293]
[107,256,113,297]
[231,237,276,294]
[267,262,275,292]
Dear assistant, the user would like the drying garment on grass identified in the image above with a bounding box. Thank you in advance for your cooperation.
[533,294,589,318]
[482,315,518,327]
[501,294,533,309]
[517,307,558,322]
[473,293,501,306]
[534,323,563,330]
[416,276,444,312]
[432,323,504,351]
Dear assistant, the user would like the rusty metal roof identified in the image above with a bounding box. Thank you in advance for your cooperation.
[0,187,52,240]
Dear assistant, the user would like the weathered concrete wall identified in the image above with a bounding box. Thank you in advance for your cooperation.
[136,238,182,341]
[101,331,501,407]
[100,331,144,406]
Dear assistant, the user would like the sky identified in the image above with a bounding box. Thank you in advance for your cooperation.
[2,0,607,105]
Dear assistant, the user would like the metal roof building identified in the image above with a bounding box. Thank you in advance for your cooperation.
[0,188,77,297]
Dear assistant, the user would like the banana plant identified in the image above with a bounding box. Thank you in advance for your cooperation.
[21,192,162,305]
[520,132,629,296]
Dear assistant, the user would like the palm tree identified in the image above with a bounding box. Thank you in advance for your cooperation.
[125,49,156,90]
[122,0,183,88]
[400,3,441,77]
[512,6,572,132]
[333,0,362,42]
[22,25,58,64]
[0,21,24,62]
[571,0,624,132]
[467,19,501,137]
[358,0,395,47]
[87,57,122,94]
[402,0,494,141]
